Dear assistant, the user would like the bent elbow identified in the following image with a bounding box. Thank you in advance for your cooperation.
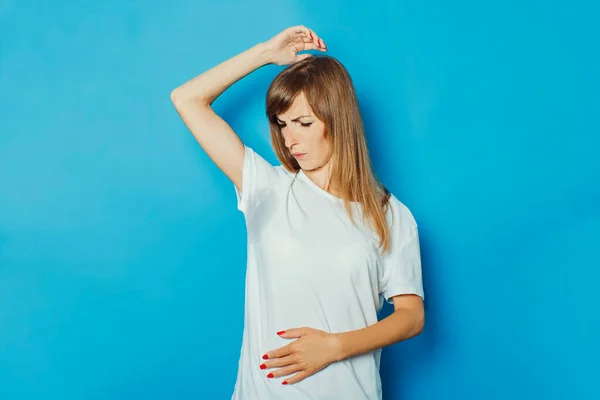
[415,312,425,336]
[170,88,185,107]
[170,88,209,109]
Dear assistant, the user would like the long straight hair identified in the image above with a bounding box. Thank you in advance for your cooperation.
[265,55,393,254]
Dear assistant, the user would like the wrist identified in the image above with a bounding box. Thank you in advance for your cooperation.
[256,41,275,65]
[331,332,348,362]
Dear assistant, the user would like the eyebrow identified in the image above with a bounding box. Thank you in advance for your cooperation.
[276,115,312,123]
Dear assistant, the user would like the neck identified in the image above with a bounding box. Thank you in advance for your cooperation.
[303,160,334,192]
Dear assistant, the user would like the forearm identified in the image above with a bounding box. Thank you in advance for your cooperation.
[334,307,424,361]
[171,42,273,106]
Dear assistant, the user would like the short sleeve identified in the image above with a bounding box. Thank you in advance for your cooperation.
[234,145,284,214]
[378,199,425,303]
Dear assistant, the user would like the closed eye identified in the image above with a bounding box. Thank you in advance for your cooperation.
[277,122,313,128]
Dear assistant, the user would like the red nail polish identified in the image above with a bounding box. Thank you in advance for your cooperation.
[309,32,312,39]
[267,373,274,378]
[282,381,288,385]
[277,330,286,335]
[260,364,267,369]
[262,354,269,360]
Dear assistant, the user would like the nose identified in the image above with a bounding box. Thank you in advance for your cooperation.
[281,126,299,149]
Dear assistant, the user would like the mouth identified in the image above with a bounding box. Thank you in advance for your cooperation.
[293,153,306,159]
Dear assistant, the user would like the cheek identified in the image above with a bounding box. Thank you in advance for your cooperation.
[317,137,330,156]
[309,127,328,149]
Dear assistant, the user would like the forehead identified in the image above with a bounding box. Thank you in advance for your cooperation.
[277,92,313,119]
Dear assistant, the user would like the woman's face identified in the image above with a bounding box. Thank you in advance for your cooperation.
[276,91,331,171]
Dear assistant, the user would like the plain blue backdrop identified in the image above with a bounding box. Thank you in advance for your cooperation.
[1,0,598,399]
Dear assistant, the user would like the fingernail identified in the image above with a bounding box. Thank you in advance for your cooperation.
[282,381,288,385]
[260,364,267,370]
[267,373,274,378]
[309,32,312,39]
[262,354,269,360]
[277,330,286,335]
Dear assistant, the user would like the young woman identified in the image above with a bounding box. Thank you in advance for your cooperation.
[171,25,425,400]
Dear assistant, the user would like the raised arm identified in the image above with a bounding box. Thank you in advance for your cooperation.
[169,26,327,191]
[170,43,270,191]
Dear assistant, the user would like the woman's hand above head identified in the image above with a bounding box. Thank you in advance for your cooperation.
[264,25,327,66]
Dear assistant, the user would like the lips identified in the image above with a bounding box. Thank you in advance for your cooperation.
[293,153,306,158]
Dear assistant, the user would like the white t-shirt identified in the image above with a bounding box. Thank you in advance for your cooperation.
[231,145,424,400]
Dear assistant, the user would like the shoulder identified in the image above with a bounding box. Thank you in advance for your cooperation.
[274,165,297,179]
[386,193,418,233]
[244,145,295,181]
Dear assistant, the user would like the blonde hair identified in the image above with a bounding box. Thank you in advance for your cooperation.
[265,55,393,254]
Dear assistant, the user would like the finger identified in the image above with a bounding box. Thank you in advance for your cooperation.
[300,43,326,54]
[268,363,303,379]
[282,327,316,338]
[263,344,292,360]
[294,25,320,47]
[294,53,313,63]
[309,30,327,49]
[293,25,312,38]
[292,25,312,44]
[310,31,320,47]
[297,30,325,51]
[305,34,326,50]
[298,35,319,49]
[283,370,311,385]
[261,354,295,370]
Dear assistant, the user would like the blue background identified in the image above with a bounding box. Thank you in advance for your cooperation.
[1,0,598,399]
